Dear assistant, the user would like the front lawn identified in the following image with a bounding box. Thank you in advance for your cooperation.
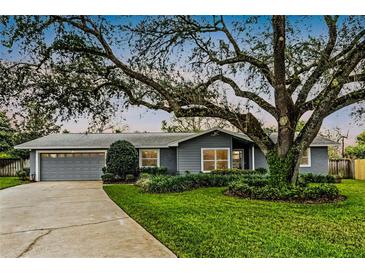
[0,177,23,190]
[104,179,365,258]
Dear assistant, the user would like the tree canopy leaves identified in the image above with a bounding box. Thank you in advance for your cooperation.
[1,15,364,181]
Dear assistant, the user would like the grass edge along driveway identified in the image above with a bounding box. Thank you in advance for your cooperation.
[104,180,365,258]
[0,177,23,190]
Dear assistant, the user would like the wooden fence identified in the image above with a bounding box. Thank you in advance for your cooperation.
[329,159,354,178]
[0,158,30,177]
[354,159,365,180]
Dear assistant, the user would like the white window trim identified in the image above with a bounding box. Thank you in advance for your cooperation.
[139,148,160,168]
[201,148,231,173]
[299,148,312,167]
[35,150,107,182]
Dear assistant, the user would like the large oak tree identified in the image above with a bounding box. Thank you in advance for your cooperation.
[1,15,364,184]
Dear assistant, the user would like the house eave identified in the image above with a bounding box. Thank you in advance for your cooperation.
[309,144,339,147]
[167,127,252,146]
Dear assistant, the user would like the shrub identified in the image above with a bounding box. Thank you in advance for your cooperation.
[101,173,116,183]
[228,181,340,202]
[104,140,139,179]
[300,173,337,184]
[135,173,152,190]
[302,184,339,200]
[139,167,168,175]
[255,168,268,174]
[138,173,237,193]
[125,174,136,182]
[16,168,30,181]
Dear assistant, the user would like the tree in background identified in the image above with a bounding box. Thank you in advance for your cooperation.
[161,115,235,133]
[320,127,346,159]
[11,104,61,159]
[345,131,365,159]
[0,111,14,157]
[1,16,364,184]
[87,115,129,133]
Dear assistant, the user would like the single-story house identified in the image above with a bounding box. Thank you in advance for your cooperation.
[14,128,338,181]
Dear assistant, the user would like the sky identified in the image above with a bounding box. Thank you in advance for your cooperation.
[1,15,364,145]
[63,104,364,145]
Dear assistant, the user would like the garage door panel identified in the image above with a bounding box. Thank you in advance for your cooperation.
[40,153,105,181]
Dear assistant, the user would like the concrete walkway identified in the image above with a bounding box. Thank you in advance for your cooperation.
[0,181,175,258]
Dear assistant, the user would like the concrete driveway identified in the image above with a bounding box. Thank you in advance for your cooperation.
[0,181,175,258]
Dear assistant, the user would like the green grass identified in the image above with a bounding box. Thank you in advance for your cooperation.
[0,177,23,190]
[104,179,365,258]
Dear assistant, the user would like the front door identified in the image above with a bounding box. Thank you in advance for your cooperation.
[232,149,244,169]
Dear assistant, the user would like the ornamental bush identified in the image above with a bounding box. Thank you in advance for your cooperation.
[104,140,139,180]
[16,168,30,181]
[101,172,116,183]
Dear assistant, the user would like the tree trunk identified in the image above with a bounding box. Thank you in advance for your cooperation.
[266,146,301,186]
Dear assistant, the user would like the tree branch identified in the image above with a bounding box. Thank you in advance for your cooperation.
[195,75,278,119]
[295,16,338,107]
[328,89,365,115]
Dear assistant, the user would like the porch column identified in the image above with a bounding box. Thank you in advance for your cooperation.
[252,145,255,170]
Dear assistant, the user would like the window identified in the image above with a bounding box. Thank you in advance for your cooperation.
[201,148,230,172]
[300,148,311,167]
[139,149,160,167]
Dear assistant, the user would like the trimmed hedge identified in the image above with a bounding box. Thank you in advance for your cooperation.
[139,167,168,175]
[136,173,237,193]
[211,168,267,175]
[227,181,341,202]
[232,174,270,187]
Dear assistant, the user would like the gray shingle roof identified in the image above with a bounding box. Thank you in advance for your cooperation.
[14,128,338,150]
[14,132,195,149]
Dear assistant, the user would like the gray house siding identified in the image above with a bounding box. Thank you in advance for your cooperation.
[177,132,232,173]
[299,147,328,174]
[254,146,268,169]
[159,148,177,174]
[30,150,36,178]
[253,146,329,174]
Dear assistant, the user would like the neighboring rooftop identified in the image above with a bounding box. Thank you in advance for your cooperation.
[269,133,339,147]
[14,128,338,149]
